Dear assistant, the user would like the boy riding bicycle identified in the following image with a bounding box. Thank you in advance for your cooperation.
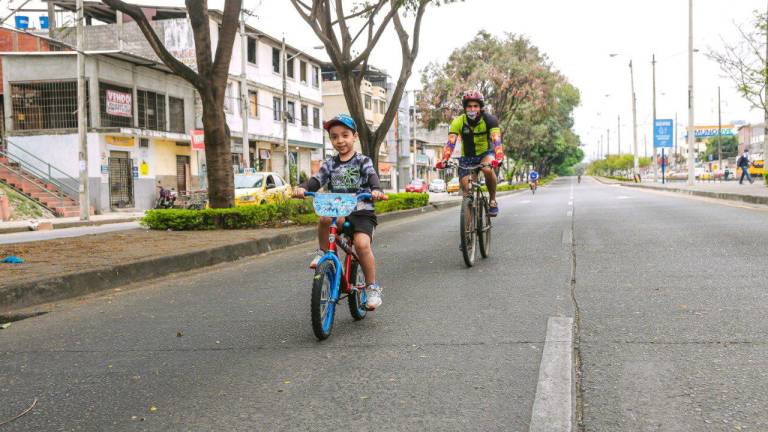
[293,114,386,310]
[435,90,504,216]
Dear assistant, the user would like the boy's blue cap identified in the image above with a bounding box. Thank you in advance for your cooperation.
[323,113,357,133]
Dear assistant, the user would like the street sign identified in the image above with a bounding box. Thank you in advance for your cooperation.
[653,119,674,148]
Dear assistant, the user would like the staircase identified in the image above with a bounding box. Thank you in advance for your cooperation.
[0,146,88,218]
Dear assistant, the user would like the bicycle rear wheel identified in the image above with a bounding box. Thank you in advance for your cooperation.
[460,197,477,267]
[477,196,492,258]
[347,260,368,320]
[311,260,337,340]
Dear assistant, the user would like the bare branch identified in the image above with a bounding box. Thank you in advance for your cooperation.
[211,0,242,84]
[330,3,377,25]
[335,0,352,50]
[348,1,400,69]
[101,0,203,89]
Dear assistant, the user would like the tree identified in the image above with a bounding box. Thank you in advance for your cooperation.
[709,7,768,184]
[290,0,456,169]
[701,135,739,163]
[418,31,582,175]
[101,0,241,208]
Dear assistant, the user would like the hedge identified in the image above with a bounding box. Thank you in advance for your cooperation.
[142,192,430,230]
[480,174,558,192]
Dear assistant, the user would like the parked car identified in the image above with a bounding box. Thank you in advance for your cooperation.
[446,177,460,194]
[405,179,428,193]
[234,172,292,205]
[428,179,446,193]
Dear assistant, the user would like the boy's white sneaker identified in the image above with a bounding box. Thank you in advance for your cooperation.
[366,283,382,310]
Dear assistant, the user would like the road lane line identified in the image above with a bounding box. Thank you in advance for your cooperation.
[529,316,574,432]
[566,210,573,217]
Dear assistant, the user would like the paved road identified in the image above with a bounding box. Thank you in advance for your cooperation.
[0,222,142,245]
[2,177,767,430]
[0,181,574,431]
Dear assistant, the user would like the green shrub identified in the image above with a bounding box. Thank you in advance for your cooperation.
[142,192,429,230]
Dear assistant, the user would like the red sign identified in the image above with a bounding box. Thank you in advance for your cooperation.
[106,90,132,117]
[190,130,205,150]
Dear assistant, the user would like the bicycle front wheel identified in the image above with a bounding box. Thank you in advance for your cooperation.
[347,260,368,320]
[460,197,477,267]
[311,260,337,340]
[477,196,492,258]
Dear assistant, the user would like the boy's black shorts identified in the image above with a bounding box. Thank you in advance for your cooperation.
[346,210,377,238]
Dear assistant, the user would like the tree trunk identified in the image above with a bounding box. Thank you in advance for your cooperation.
[201,90,234,208]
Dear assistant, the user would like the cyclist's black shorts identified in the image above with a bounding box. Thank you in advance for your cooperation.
[458,151,494,178]
[346,210,377,239]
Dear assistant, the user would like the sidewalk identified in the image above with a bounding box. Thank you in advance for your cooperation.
[622,178,768,205]
[0,212,144,235]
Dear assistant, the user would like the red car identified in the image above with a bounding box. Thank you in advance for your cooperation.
[405,179,428,193]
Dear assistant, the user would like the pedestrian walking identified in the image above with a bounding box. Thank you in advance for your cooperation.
[737,150,754,185]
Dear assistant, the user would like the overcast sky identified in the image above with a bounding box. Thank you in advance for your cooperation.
[5,0,766,160]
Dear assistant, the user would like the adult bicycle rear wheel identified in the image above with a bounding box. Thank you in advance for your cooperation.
[311,260,337,340]
[460,197,477,267]
[477,196,492,258]
[347,260,368,320]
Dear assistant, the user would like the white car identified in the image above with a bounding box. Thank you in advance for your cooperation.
[428,179,446,193]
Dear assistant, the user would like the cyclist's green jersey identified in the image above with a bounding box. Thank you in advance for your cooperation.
[449,112,501,157]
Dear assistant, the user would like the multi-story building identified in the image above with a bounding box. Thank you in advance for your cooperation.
[1,50,198,213]
[47,2,325,182]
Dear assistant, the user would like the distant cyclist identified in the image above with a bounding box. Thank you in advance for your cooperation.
[529,170,540,192]
[435,90,504,216]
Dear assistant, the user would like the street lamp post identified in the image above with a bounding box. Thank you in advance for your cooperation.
[630,60,639,178]
[687,0,696,185]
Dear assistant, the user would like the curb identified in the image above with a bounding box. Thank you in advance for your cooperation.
[0,217,141,235]
[0,190,529,313]
[620,183,768,206]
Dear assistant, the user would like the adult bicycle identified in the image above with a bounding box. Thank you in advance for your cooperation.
[442,161,492,267]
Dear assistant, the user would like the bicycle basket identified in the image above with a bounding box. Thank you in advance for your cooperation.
[311,193,359,217]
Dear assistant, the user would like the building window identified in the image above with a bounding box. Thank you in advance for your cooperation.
[287,56,295,79]
[169,97,185,133]
[247,37,257,64]
[248,91,258,117]
[287,101,295,123]
[379,100,386,114]
[224,83,235,113]
[11,80,88,130]
[364,94,372,110]
[312,66,320,88]
[313,107,320,129]
[137,89,166,131]
[99,82,133,128]
[301,104,308,127]
[273,97,281,121]
[272,47,280,74]
[300,60,307,83]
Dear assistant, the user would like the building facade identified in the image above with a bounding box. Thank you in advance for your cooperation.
[1,51,197,212]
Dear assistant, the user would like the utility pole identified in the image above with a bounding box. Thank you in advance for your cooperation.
[630,60,639,178]
[763,0,767,176]
[411,90,417,181]
[687,0,696,185]
[239,8,250,170]
[618,115,621,155]
[607,128,610,157]
[717,86,722,172]
[76,0,89,220]
[652,54,658,182]
[282,35,289,182]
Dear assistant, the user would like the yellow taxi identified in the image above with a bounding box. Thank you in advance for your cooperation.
[446,177,461,194]
[234,172,292,205]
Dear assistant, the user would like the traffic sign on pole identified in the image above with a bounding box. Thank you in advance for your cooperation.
[654,119,674,148]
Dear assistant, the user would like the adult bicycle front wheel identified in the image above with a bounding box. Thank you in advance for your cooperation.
[311,260,337,340]
[477,196,492,258]
[347,260,368,320]
[460,197,477,267]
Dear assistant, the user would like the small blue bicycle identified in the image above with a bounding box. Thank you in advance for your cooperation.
[304,192,372,340]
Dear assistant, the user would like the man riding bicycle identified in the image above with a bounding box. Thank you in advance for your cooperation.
[529,170,540,190]
[435,90,504,216]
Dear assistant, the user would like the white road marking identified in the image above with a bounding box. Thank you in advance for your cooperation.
[568,201,573,206]
[520,200,531,204]
[567,210,573,217]
[529,317,574,432]
[617,195,631,200]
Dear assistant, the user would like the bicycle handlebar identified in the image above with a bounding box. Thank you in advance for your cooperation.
[441,160,493,170]
[302,191,374,201]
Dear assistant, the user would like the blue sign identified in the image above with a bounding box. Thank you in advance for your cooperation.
[39,16,49,29]
[654,119,674,148]
[15,16,29,29]
[132,166,139,178]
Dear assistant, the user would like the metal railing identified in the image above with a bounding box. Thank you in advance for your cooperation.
[0,158,71,210]
[0,139,80,202]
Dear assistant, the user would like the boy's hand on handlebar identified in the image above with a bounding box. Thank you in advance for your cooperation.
[372,190,388,201]
[292,187,306,198]
[435,160,447,170]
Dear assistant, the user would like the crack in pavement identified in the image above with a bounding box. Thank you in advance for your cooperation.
[569,183,586,432]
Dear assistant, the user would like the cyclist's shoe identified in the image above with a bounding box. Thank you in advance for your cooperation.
[366,283,382,310]
[309,249,325,269]
[488,200,499,217]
